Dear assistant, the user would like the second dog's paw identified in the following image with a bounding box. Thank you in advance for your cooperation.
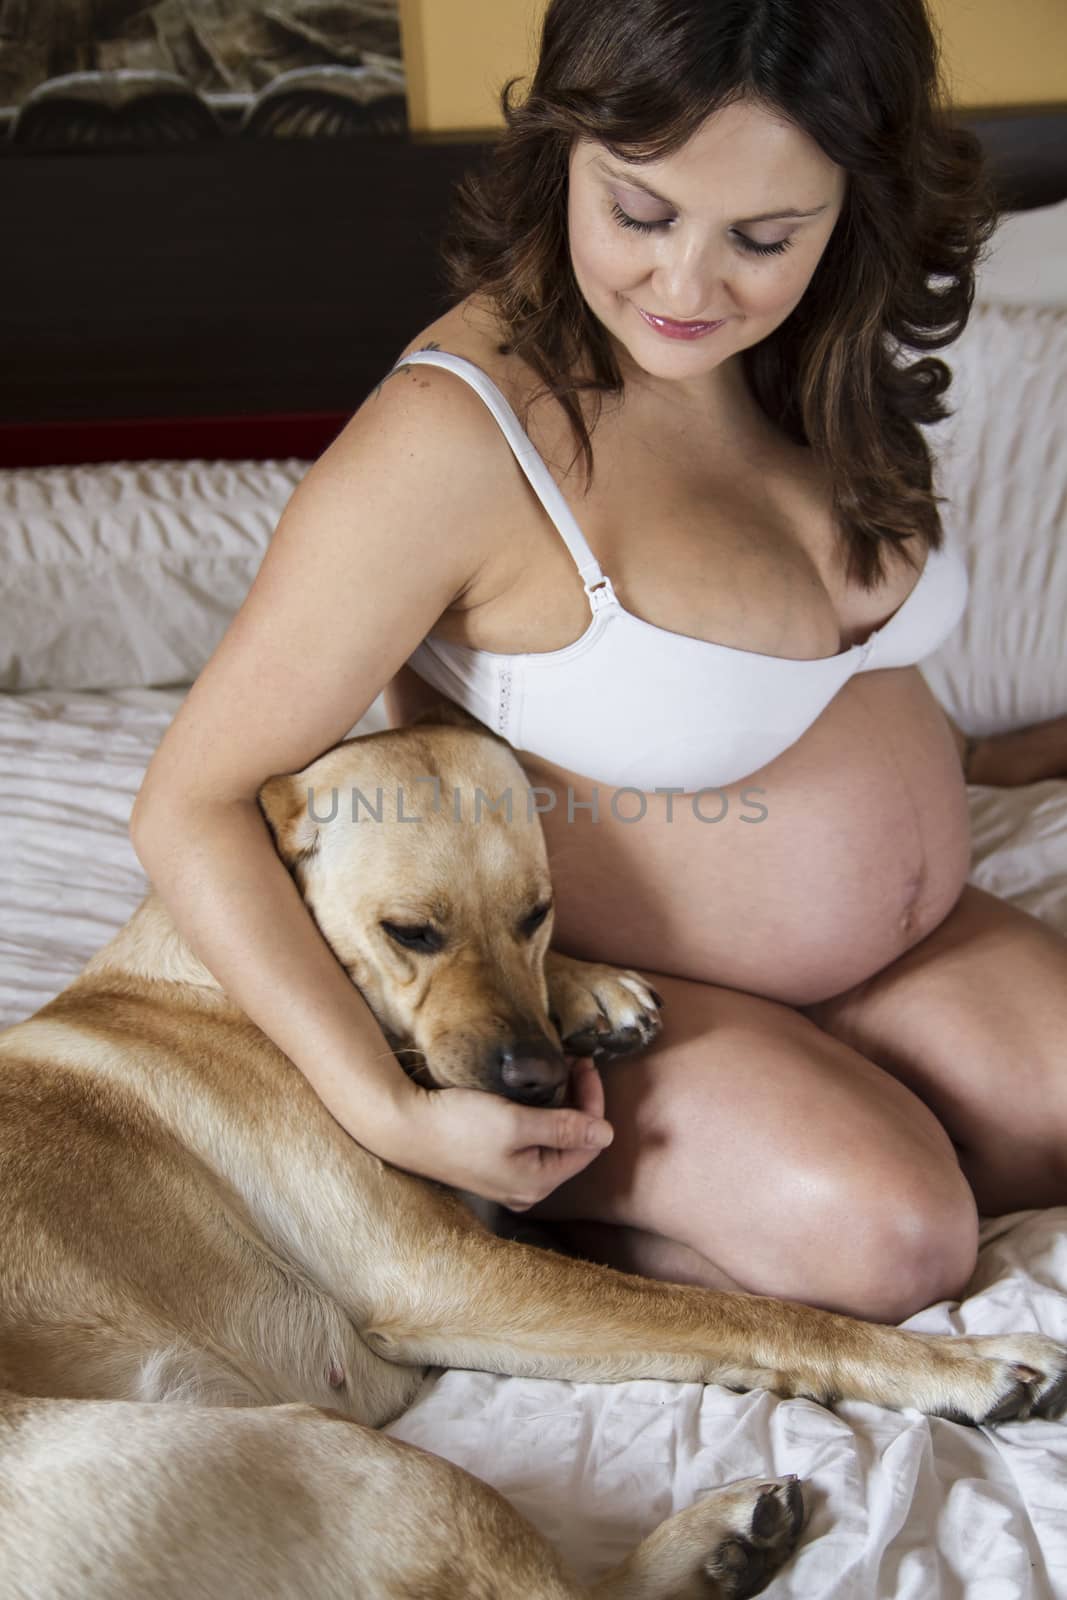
[544,950,664,1061]
[628,1476,805,1600]
[703,1477,806,1599]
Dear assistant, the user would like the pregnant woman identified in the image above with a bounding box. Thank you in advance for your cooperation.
[132,0,1067,1324]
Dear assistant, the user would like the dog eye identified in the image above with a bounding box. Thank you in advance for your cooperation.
[380,921,443,954]
[522,902,552,937]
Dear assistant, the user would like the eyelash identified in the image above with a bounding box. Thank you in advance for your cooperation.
[609,200,794,256]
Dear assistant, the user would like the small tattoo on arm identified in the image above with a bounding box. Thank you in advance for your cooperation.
[371,341,442,400]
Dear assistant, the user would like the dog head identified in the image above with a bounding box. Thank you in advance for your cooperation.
[259,703,570,1107]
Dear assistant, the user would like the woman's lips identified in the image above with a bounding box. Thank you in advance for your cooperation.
[637,306,727,340]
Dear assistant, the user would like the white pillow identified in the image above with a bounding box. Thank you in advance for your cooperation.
[974,197,1067,309]
[0,458,304,692]
[921,299,1067,738]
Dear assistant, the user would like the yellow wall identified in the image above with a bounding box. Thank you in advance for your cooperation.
[397,0,1067,133]
[929,0,1067,107]
[397,1,543,134]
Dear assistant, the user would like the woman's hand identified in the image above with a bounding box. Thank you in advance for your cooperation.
[391,1057,615,1209]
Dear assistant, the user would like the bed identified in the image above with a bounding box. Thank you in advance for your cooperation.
[2,123,1066,1596]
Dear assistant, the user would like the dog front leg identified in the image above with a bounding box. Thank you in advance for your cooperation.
[364,1229,1067,1426]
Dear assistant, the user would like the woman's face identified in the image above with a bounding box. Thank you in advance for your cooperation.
[567,98,847,406]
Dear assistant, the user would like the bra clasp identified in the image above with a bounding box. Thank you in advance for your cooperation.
[583,574,617,614]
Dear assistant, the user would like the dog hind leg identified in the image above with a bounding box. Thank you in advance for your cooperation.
[0,1391,805,1600]
[0,1395,581,1600]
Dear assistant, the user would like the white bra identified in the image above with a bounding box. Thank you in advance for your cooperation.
[399,349,969,791]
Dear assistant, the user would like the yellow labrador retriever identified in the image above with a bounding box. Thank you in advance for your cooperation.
[1,705,1064,1600]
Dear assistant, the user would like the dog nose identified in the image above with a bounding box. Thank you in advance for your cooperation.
[493,1038,569,1106]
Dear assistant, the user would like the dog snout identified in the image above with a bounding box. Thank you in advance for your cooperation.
[492,1038,569,1107]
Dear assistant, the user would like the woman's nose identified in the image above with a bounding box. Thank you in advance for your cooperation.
[651,243,731,321]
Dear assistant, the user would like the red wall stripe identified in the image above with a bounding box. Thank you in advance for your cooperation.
[0,412,351,470]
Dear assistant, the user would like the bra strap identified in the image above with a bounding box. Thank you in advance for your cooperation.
[388,350,612,606]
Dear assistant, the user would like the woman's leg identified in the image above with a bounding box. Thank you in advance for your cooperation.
[533,1219,751,1292]
[528,974,979,1324]
[800,885,1067,1215]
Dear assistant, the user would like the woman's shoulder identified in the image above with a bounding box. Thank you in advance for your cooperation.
[392,294,527,403]
[391,294,583,462]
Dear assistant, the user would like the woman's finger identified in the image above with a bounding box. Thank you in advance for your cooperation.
[568,1056,606,1122]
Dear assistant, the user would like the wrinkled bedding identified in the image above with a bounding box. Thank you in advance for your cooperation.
[2,683,1065,1599]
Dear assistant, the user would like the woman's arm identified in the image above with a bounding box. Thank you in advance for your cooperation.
[942,708,1067,786]
[131,793,419,1150]
[129,364,613,1206]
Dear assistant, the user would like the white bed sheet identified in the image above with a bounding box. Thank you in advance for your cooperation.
[1,683,1065,1599]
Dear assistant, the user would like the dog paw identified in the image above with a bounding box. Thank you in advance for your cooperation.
[631,1476,805,1599]
[842,1327,1067,1424]
[921,1333,1067,1426]
[543,950,663,1061]
[703,1477,806,1598]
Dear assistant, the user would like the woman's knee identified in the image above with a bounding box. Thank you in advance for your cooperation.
[819,1161,979,1323]
[680,1134,980,1324]
[650,1009,981,1321]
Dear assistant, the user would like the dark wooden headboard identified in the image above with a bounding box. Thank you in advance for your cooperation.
[1,103,1064,468]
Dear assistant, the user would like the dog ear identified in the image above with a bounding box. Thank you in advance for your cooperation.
[258,773,322,868]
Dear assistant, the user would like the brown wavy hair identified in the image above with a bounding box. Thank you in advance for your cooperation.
[437,0,999,590]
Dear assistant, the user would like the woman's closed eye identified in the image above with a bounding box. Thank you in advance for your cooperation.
[609,200,794,257]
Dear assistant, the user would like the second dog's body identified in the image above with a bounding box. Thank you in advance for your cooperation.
[1,717,1064,1599]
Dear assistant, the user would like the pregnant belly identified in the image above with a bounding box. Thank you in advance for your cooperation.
[515,668,973,1007]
